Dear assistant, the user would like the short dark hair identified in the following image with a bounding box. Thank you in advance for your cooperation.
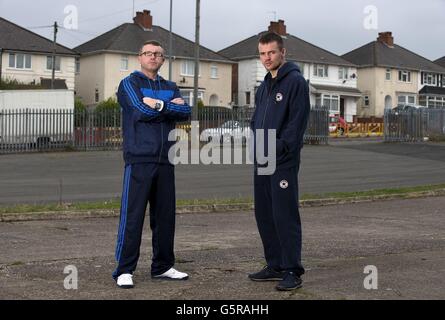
[259,32,284,50]
[139,40,164,54]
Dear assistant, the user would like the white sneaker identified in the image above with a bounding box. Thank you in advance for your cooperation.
[152,268,189,280]
[116,273,134,289]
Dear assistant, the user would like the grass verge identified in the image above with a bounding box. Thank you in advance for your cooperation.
[1,183,445,215]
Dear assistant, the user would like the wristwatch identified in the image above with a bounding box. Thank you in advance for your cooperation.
[154,100,164,111]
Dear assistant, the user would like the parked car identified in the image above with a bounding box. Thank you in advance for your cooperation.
[392,105,426,114]
[201,120,251,144]
[329,114,347,135]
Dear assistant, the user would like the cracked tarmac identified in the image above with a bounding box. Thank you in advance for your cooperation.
[1,196,444,300]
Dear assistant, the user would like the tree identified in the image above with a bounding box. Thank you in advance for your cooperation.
[94,98,121,127]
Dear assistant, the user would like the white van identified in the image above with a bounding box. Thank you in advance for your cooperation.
[0,90,74,147]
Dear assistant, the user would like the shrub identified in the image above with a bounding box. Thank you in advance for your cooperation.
[0,77,43,90]
[94,98,121,127]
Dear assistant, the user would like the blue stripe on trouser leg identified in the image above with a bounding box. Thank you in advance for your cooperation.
[113,164,131,280]
[113,163,157,279]
[115,165,131,261]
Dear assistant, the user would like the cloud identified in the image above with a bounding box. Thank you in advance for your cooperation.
[0,0,443,59]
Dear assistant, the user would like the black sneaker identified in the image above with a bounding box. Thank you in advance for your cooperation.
[276,272,303,291]
[248,266,284,281]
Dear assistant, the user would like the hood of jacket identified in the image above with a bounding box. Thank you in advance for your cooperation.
[131,70,164,82]
[264,61,301,83]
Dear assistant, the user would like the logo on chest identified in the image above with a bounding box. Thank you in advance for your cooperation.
[275,93,283,102]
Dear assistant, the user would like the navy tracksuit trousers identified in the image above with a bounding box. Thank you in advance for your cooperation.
[254,165,305,276]
[113,162,176,279]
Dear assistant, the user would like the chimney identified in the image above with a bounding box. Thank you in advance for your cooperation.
[377,32,394,47]
[268,19,287,36]
[133,10,153,30]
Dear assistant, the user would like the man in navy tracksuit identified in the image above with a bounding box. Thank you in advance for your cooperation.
[112,40,191,288]
[248,32,310,291]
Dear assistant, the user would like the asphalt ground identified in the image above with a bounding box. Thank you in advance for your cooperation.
[1,139,445,205]
[0,195,444,300]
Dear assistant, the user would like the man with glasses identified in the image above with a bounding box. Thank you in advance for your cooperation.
[112,40,191,288]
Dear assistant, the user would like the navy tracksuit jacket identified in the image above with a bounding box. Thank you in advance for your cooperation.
[113,71,191,279]
[250,62,310,275]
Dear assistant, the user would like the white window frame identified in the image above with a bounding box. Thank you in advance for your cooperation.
[422,96,445,108]
[398,70,411,83]
[179,89,204,106]
[181,60,200,77]
[322,94,340,112]
[313,64,329,78]
[338,67,349,80]
[75,57,80,74]
[315,94,322,107]
[385,69,392,81]
[210,65,218,79]
[8,53,32,69]
[397,95,416,106]
[46,56,61,71]
[423,73,437,86]
[120,55,129,71]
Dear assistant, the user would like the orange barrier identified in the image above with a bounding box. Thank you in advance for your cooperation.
[330,122,384,138]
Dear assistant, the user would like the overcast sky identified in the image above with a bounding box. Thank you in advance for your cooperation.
[1,0,444,60]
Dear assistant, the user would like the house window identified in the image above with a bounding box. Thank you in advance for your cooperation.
[315,94,322,107]
[245,92,251,105]
[120,55,129,71]
[9,53,32,69]
[338,67,349,80]
[420,96,445,108]
[314,64,329,78]
[95,89,99,103]
[364,96,370,107]
[46,56,61,71]
[398,70,411,83]
[385,69,392,81]
[423,73,437,86]
[322,94,339,112]
[179,89,204,106]
[429,96,445,108]
[181,60,200,77]
[75,57,80,73]
[397,95,416,106]
[210,65,218,79]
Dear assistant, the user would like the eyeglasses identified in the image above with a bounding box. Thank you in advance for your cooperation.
[139,51,164,58]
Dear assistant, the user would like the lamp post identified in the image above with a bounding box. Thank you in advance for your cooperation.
[168,0,173,81]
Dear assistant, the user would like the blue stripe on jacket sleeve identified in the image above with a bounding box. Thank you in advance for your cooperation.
[166,102,191,114]
[123,78,158,116]
[123,79,157,115]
